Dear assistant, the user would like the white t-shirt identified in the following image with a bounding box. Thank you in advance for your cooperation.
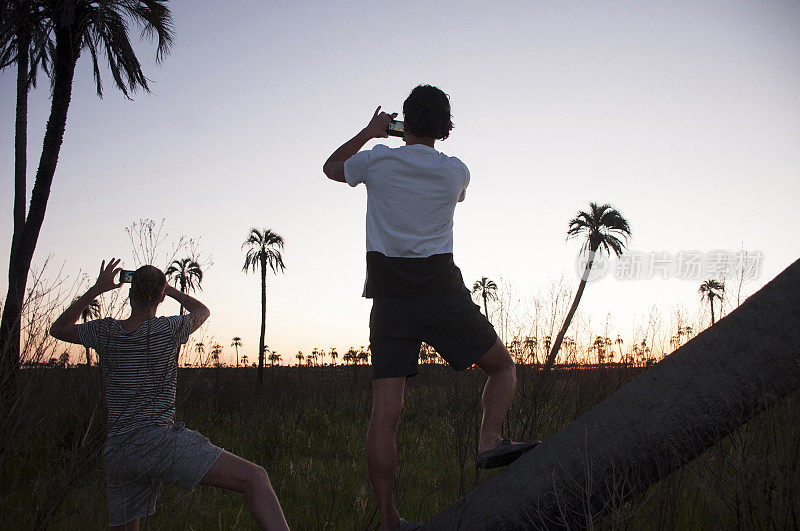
[344,143,472,298]
[344,143,470,258]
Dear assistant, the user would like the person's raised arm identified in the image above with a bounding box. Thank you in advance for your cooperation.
[50,258,121,344]
[323,106,396,183]
[165,284,209,334]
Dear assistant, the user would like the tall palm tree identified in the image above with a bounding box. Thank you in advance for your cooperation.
[79,297,100,365]
[329,348,338,366]
[427,257,800,529]
[544,203,631,371]
[165,257,203,315]
[0,0,173,390]
[230,336,242,368]
[242,228,285,382]
[1,0,53,268]
[472,276,498,320]
[699,279,725,325]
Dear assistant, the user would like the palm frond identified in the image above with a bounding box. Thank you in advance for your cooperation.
[567,202,631,257]
[242,228,286,275]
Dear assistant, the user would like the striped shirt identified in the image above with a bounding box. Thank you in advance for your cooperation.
[77,316,192,437]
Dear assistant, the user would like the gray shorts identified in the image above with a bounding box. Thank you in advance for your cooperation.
[103,422,223,527]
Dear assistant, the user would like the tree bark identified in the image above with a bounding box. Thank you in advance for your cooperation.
[544,247,597,371]
[710,296,716,325]
[257,255,267,382]
[179,277,186,315]
[12,29,29,263]
[1,27,77,393]
[426,257,800,529]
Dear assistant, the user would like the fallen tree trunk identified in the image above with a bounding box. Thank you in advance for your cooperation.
[427,258,800,529]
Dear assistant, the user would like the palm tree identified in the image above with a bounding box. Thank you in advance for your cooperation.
[472,276,498,320]
[210,343,222,368]
[0,0,173,391]
[1,1,53,270]
[699,279,725,325]
[241,354,249,366]
[523,336,537,363]
[544,203,631,371]
[194,342,205,366]
[296,351,304,366]
[79,298,100,365]
[165,257,203,315]
[242,228,285,382]
[267,351,282,367]
[329,348,338,366]
[231,336,242,367]
[428,258,800,528]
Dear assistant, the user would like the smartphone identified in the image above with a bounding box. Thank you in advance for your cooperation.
[387,120,404,137]
[119,270,135,284]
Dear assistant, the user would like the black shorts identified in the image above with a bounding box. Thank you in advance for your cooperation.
[369,294,498,379]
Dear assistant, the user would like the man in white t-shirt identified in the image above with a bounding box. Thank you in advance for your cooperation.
[324,85,538,530]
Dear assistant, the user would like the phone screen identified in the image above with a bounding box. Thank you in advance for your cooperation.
[387,120,404,137]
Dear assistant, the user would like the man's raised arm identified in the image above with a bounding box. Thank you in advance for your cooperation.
[323,106,396,183]
[50,258,122,344]
[165,284,210,334]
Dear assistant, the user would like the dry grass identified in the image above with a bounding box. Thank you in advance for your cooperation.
[1,364,797,529]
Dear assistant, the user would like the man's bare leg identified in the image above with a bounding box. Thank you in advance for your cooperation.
[200,450,289,530]
[475,337,517,454]
[366,377,406,530]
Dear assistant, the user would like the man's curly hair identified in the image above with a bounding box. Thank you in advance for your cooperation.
[402,85,453,140]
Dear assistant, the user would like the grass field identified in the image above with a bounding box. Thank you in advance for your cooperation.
[1,364,798,529]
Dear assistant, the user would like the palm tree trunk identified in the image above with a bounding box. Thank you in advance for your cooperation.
[84,347,92,366]
[544,247,596,371]
[426,257,800,529]
[257,257,267,382]
[1,33,30,400]
[12,30,29,263]
[1,28,77,394]
[482,292,488,320]
[179,279,186,315]
[710,297,716,325]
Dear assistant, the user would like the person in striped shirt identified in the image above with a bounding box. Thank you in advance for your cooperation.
[50,259,288,530]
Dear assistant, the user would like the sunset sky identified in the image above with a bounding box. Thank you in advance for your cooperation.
[1,1,799,364]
